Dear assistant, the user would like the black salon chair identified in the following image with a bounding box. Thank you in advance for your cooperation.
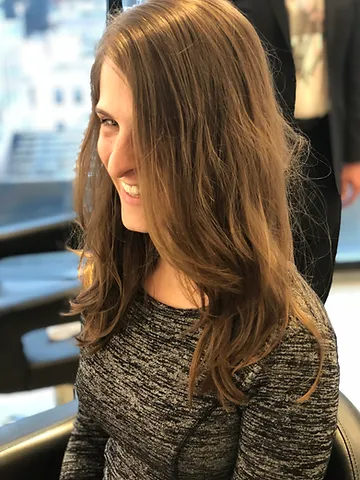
[0,210,75,261]
[0,399,78,480]
[0,392,359,480]
[325,392,360,480]
[0,293,81,394]
[0,251,81,393]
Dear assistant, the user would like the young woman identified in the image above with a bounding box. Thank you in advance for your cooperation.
[60,0,339,478]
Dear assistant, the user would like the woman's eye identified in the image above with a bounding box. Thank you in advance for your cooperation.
[99,118,118,127]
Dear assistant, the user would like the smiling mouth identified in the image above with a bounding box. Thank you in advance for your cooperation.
[120,180,140,198]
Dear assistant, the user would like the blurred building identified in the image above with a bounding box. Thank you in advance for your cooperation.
[25,0,50,37]
[0,0,105,229]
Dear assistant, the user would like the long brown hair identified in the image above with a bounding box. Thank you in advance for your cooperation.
[71,0,323,408]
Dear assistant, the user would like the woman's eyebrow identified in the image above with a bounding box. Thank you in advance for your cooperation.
[95,107,113,117]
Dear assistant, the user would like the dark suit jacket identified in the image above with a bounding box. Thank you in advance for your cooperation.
[233,0,360,192]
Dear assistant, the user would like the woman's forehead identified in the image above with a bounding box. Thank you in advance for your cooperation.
[97,60,133,122]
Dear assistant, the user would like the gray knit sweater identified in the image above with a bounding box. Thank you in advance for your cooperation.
[60,280,339,480]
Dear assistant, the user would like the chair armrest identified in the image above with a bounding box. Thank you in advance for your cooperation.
[0,400,78,480]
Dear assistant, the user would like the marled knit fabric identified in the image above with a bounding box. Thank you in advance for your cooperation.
[60,276,339,480]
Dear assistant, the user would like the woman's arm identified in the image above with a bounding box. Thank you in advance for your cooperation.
[60,323,109,480]
[60,399,109,480]
[232,320,340,480]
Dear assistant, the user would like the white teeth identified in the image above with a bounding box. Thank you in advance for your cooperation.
[120,180,140,197]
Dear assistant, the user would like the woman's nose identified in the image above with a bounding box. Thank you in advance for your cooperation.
[107,138,134,179]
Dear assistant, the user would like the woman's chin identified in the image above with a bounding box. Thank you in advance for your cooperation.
[121,206,148,233]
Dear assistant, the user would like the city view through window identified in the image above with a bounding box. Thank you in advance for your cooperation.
[0,0,106,235]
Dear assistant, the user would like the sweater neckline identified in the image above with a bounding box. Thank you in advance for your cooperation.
[139,288,201,317]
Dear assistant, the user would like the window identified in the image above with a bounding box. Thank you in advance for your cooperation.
[0,0,106,426]
[336,199,360,265]
[54,87,64,104]
[73,87,83,104]
[121,0,143,10]
[0,0,106,232]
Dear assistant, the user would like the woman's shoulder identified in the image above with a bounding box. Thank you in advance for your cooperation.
[289,272,336,344]
[270,273,338,371]
[235,274,339,398]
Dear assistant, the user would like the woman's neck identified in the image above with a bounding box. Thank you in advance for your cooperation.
[144,258,204,309]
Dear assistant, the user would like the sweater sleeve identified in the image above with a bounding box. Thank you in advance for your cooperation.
[232,318,340,480]
[60,338,109,480]
[60,399,109,480]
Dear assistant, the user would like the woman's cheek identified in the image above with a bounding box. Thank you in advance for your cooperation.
[97,135,109,168]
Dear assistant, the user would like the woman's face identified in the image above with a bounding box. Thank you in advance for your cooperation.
[96,60,148,233]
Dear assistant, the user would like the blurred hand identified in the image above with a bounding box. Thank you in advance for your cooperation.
[341,162,360,207]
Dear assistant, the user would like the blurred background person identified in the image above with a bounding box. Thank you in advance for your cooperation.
[233,0,360,303]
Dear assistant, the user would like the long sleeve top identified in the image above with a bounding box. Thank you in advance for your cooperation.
[60,278,339,480]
